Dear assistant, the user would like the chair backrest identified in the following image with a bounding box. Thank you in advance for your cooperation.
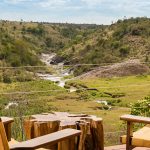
[0,118,10,150]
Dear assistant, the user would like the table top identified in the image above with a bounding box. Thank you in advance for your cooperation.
[31,112,102,126]
[1,117,14,124]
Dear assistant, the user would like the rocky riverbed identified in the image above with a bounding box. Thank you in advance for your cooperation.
[38,53,76,92]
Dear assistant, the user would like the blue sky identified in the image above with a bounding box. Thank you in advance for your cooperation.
[0,0,150,24]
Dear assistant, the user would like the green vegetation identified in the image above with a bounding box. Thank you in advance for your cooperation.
[57,17,150,75]
[131,97,150,117]
[1,18,150,145]
[1,74,150,145]
[1,17,150,75]
[0,20,97,67]
[67,75,150,106]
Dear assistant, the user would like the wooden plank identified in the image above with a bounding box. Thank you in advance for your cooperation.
[1,117,14,125]
[120,115,150,124]
[105,145,150,150]
[68,114,89,117]
[10,129,81,150]
[0,118,10,150]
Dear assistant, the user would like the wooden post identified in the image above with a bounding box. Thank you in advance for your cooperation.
[4,123,12,141]
[78,122,88,150]
[58,122,77,150]
[24,119,36,139]
[126,121,134,150]
[34,121,60,137]
[90,118,104,150]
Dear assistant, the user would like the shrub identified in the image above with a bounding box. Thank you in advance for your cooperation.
[111,41,120,49]
[26,25,45,36]
[119,46,130,57]
[77,90,91,101]
[16,72,33,82]
[45,37,52,47]
[130,26,145,36]
[131,97,150,117]
[3,72,12,83]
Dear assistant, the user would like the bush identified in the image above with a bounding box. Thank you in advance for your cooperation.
[111,41,120,49]
[16,72,33,82]
[131,97,150,117]
[3,72,12,83]
[130,26,146,36]
[45,37,52,47]
[119,46,130,57]
[77,90,91,101]
[26,25,45,36]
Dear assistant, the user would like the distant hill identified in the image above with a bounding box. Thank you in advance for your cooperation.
[56,17,150,75]
[0,17,150,76]
[0,20,98,67]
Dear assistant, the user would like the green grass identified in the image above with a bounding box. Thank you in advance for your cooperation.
[68,75,150,106]
[1,75,150,145]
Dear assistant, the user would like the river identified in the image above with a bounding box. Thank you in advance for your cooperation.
[38,53,76,92]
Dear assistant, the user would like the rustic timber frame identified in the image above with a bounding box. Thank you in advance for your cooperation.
[0,117,81,150]
[120,114,150,150]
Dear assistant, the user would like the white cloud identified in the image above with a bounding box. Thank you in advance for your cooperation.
[38,0,70,8]
[81,0,103,6]
[1,0,150,24]
[4,0,33,4]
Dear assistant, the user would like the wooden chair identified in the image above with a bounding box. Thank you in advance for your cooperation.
[0,118,81,150]
[120,115,150,150]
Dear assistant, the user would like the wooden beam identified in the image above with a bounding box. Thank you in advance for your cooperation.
[120,115,150,124]
[10,129,81,150]
[0,118,10,150]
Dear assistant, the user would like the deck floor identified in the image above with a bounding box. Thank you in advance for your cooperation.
[105,145,150,150]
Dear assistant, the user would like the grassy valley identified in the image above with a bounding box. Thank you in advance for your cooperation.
[0,17,150,145]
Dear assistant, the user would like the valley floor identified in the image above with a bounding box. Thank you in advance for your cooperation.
[0,75,150,145]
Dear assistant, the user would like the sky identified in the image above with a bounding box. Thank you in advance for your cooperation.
[0,0,150,24]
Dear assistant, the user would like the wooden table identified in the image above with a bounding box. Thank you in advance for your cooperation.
[24,112,104,150]
[1,117,14,141]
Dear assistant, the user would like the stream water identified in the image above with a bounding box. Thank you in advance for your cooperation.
[38,53,76,91]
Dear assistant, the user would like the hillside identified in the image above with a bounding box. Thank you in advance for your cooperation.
[79,60,150,78]
[0,20,98,67]
[0,17,150,76]
[56,17,150,75]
